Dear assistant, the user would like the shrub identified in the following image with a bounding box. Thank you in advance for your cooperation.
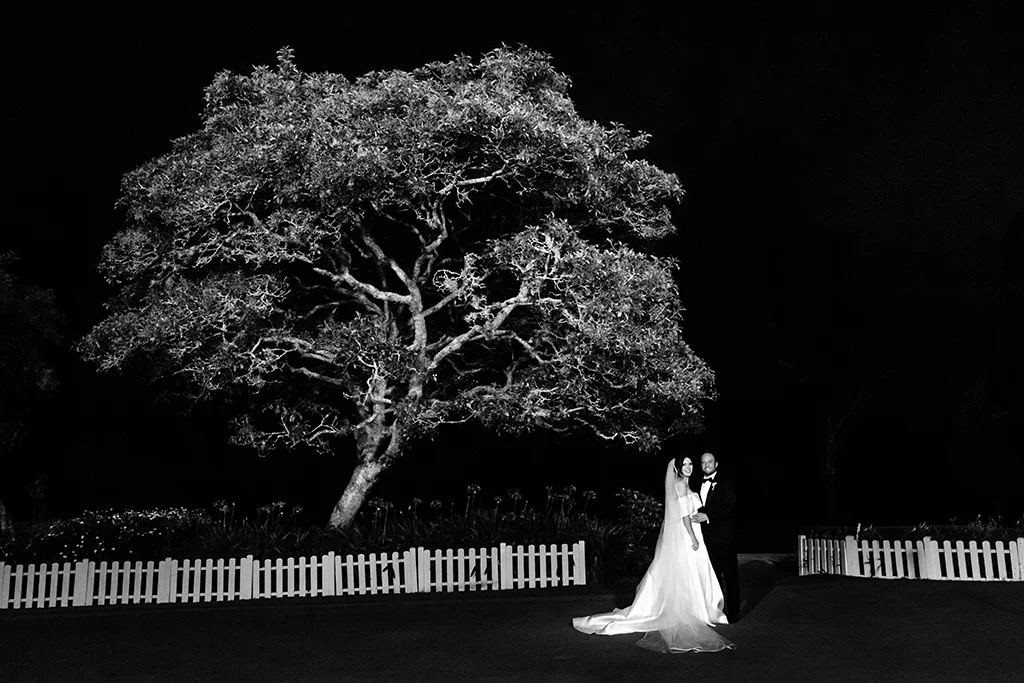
[0,508,211,564]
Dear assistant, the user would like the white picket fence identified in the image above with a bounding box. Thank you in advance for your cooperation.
[798,535,1024,581]
[0,542,585,610]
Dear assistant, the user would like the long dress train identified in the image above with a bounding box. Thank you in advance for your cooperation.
[572,459,735,653]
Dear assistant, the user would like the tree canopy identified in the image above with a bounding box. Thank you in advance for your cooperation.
[80,45,715,527]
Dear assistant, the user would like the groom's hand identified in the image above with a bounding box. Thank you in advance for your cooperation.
[690,512,708,523]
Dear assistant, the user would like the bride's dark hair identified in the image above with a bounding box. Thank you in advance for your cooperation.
[674,454,693,479]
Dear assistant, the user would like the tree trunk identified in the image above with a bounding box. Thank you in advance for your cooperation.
[327,410,406,529]
[328,457,386,529]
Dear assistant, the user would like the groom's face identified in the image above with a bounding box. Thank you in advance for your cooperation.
[701,453,717,476]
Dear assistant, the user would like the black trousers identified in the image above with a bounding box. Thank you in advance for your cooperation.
[707,541,740,621]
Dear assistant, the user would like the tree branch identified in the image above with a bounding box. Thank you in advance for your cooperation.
[427,286,529,373]
[438,163,509,197]
[310,266,411,305]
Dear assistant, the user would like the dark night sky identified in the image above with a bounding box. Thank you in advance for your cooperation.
[4,6,1022,544]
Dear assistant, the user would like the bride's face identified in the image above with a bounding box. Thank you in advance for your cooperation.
[680,458,694,476]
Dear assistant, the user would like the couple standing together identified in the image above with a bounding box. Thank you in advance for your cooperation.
[573,452,740,653]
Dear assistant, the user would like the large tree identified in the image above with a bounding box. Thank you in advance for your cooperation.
[80,46,715,528]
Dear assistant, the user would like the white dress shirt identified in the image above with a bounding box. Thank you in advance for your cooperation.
[700,475,717,510]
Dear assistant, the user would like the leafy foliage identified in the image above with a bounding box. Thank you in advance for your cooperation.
[0,508,211,565]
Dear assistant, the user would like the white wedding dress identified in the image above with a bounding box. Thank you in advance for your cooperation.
[572,459,735,653]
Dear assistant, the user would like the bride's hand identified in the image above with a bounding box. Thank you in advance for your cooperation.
[691,540,699,551]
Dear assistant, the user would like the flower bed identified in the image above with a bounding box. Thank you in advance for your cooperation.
[0,486,667,585]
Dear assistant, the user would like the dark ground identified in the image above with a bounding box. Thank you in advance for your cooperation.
[1,556,1021,682]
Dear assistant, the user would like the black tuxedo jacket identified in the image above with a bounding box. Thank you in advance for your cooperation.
[697,476,737,547]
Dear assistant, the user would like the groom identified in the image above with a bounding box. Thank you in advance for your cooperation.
[691,451,740,622]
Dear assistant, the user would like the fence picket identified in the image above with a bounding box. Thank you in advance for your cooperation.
[380,553,391,593]
[445,549,455,592]
[344,554,356,595]
[181,559,192,603]
[45,564,60,608]
[131,562,142,604]
[109,563,119,604]
[214,558,225,601]
[368,553,379,595]
[840,537,855,576]
[0,562,8,609]
[10,564,21,608]
[573,541,586,585]
[541,544,550,587]
[195,559,207,601]
[39,563,56,608]
[981,541,994,581]
[879,541,892,578]
[110,562,122,605]
[925,538,940,579]
[954,541,967,580]
[966,541,979,580]
[456,548,468,591]
[174,559,185,603]
[558,544,569,587]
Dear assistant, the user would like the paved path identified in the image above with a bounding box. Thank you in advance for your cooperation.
[1,558,1021,682]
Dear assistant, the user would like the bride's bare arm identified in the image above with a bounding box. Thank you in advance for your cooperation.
[681,512,699,550]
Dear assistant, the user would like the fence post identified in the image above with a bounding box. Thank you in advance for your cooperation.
[416,548,430,593]
[156,559,167,604]
[797,535,807,576]
[1017,539,1024,581]
[322,552,336,597]
[914,539,928,579]
[921,537,940,580]
[499,543,513,589]
[240,555,253,600]
[843,536,859,576]
[403,548,418,593]
[72,560,91,607]
[572,541,586,585]
[157,558,176,603]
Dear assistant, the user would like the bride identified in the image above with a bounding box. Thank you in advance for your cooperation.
[572,456,735,653]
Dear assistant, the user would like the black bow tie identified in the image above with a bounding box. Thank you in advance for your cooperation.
[704,478,716,484]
